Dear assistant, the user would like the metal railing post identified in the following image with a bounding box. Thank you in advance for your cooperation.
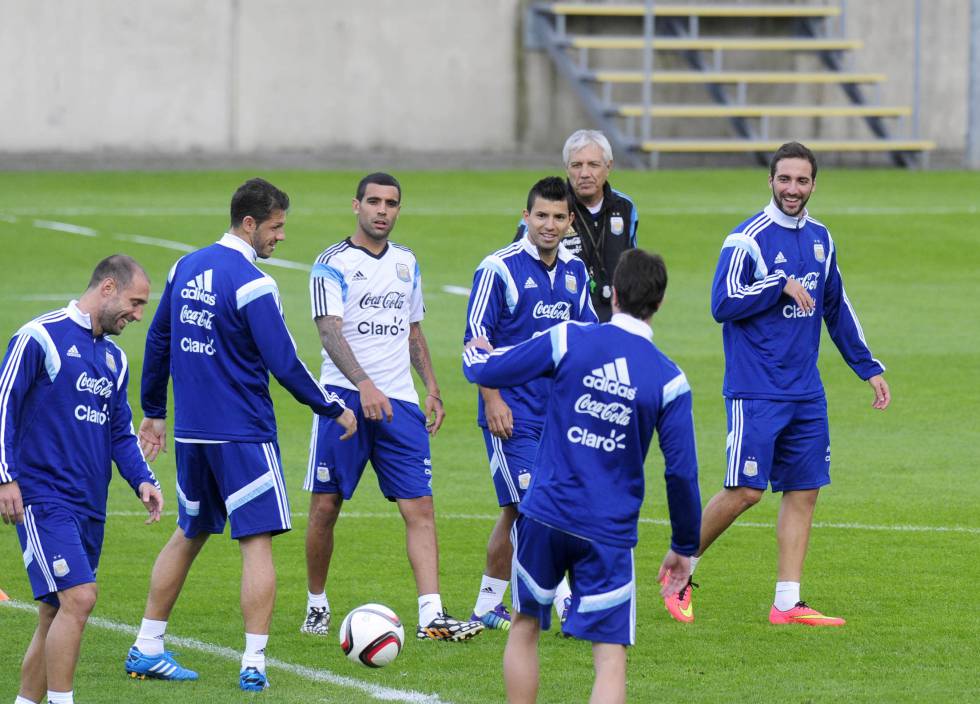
[641,0,656,147]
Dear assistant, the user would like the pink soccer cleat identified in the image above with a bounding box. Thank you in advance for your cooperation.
[660,571,696,624]
[769,601,845,626]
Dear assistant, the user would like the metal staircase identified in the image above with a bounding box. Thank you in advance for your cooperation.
[526,2,935,167]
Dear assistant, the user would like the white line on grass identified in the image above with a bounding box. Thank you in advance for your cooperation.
[33,219,97,237]
[1,600,448,703]
[441,285,471,297]
[114,233,195,252]
[103,510,980,535]
[5,205,980,217]
[0,213,18,223]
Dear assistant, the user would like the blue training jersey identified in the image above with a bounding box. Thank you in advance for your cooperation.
[0,302,159,521]
[463,314,701,552]
[464,235,597,429]
[710,201,885,401]
[142,234,345,442]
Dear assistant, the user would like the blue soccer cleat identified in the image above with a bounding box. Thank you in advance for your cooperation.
[471,603,511,631]
[125,646,198,681]
[239,666,270,691]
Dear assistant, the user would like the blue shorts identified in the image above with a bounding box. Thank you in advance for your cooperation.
[482,427,541,506]
[725,397,831,492]
[175,440,291,540]
[510,515,636,645]
[16,503,104,606]
[304,385,432,501]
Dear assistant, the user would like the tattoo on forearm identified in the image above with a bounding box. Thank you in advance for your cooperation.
[317,316,368,385]
[409,324,436,390]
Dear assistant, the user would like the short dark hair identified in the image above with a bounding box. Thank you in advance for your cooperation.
[612,249,667,320]
[526,176,573,213]
[769,141,818,180]
[230,178,289,228]
[356,172,402,201]
[86,254,147,291]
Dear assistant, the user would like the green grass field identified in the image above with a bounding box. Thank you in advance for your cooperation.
[1,169,978,703]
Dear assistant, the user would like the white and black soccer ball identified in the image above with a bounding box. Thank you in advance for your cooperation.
[338,603,405,668]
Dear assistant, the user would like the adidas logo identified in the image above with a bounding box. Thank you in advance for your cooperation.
[582,357,636,400]
[523,277,537,289]
[774,251,787,264]
[66,345,81,358]
[180,269,216,305]
[350,270,367,281]
[480,586,495,594]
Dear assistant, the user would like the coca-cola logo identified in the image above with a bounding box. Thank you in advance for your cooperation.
[179,305,215,330]
[76,371,113,398]
[359,291,406,310]
[574,393,632,426]
[532,300,571,320]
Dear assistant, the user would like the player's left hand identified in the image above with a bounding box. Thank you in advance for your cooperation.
[868,374,890,410]
[465,336,493,354]
[336,408,358,440]
[138,482,164,525]
[0,480,25,525]
[657,549,691,598]
[424,392,445,436]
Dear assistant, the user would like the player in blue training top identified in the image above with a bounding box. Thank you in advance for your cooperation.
[662,142,891,627]
[464,176,597,631]
[0,255,163,704]
[124,178,355,692]
[302,172,483,643]
[463,249,701,704]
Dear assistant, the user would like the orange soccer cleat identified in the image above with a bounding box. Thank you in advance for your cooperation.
[769,601,845,626]
[660,572,696,624]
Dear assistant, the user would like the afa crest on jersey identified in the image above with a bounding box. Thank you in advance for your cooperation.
[105,351,116,373]
[565,273,577,294]
[396,263,410,283]
[610,215,624,235]
[813,242,826,263]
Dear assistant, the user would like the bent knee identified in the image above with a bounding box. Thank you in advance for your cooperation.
[59,582,98,616]
[731,486,764,508]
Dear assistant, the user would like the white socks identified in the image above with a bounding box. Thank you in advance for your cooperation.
[473,575,508,616]
[689,555,701,575]
[307,591,329,611]
[774,581,801,611]
[553,577,572,618]
[241,633,268,674]
[134,618,167,656]
[15,696,37,704]
[46,692,72,704]
[418,593,443,626]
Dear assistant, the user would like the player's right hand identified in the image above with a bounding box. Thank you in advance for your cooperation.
[657,549,691,598]
[484,391,514,439]
[336,408,358,440]
[357,379,393,423]
[138,417,168,462]
[783,276,815,314]
[0,480,25,525]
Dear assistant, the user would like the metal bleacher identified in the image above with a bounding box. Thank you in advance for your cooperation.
[526,2,935,167]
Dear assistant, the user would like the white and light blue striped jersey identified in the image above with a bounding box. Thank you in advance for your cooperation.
[309,239,425,404]
[0,301,159,520]
[463,314,701,551]
[142,234,345,442]
[464,235,597,428]
[710,201,885,400]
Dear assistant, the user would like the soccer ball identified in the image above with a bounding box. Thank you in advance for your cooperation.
[338,603,405,668]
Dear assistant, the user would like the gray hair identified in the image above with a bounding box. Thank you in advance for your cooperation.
[562,130,613,166]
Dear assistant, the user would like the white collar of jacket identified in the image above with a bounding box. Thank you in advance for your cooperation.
[520,232,573,263]
[218,232,257,262]
[66,300,93,329]
[764,199,808,230]
[610,312,653,341]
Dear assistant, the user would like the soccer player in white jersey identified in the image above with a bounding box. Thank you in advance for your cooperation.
[302,172,483,641]
[0,255,163,704]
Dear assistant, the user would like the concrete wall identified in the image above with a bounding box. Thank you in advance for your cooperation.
[0,0,971,161]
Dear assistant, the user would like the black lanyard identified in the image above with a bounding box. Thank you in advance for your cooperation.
[575,201,609,285]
